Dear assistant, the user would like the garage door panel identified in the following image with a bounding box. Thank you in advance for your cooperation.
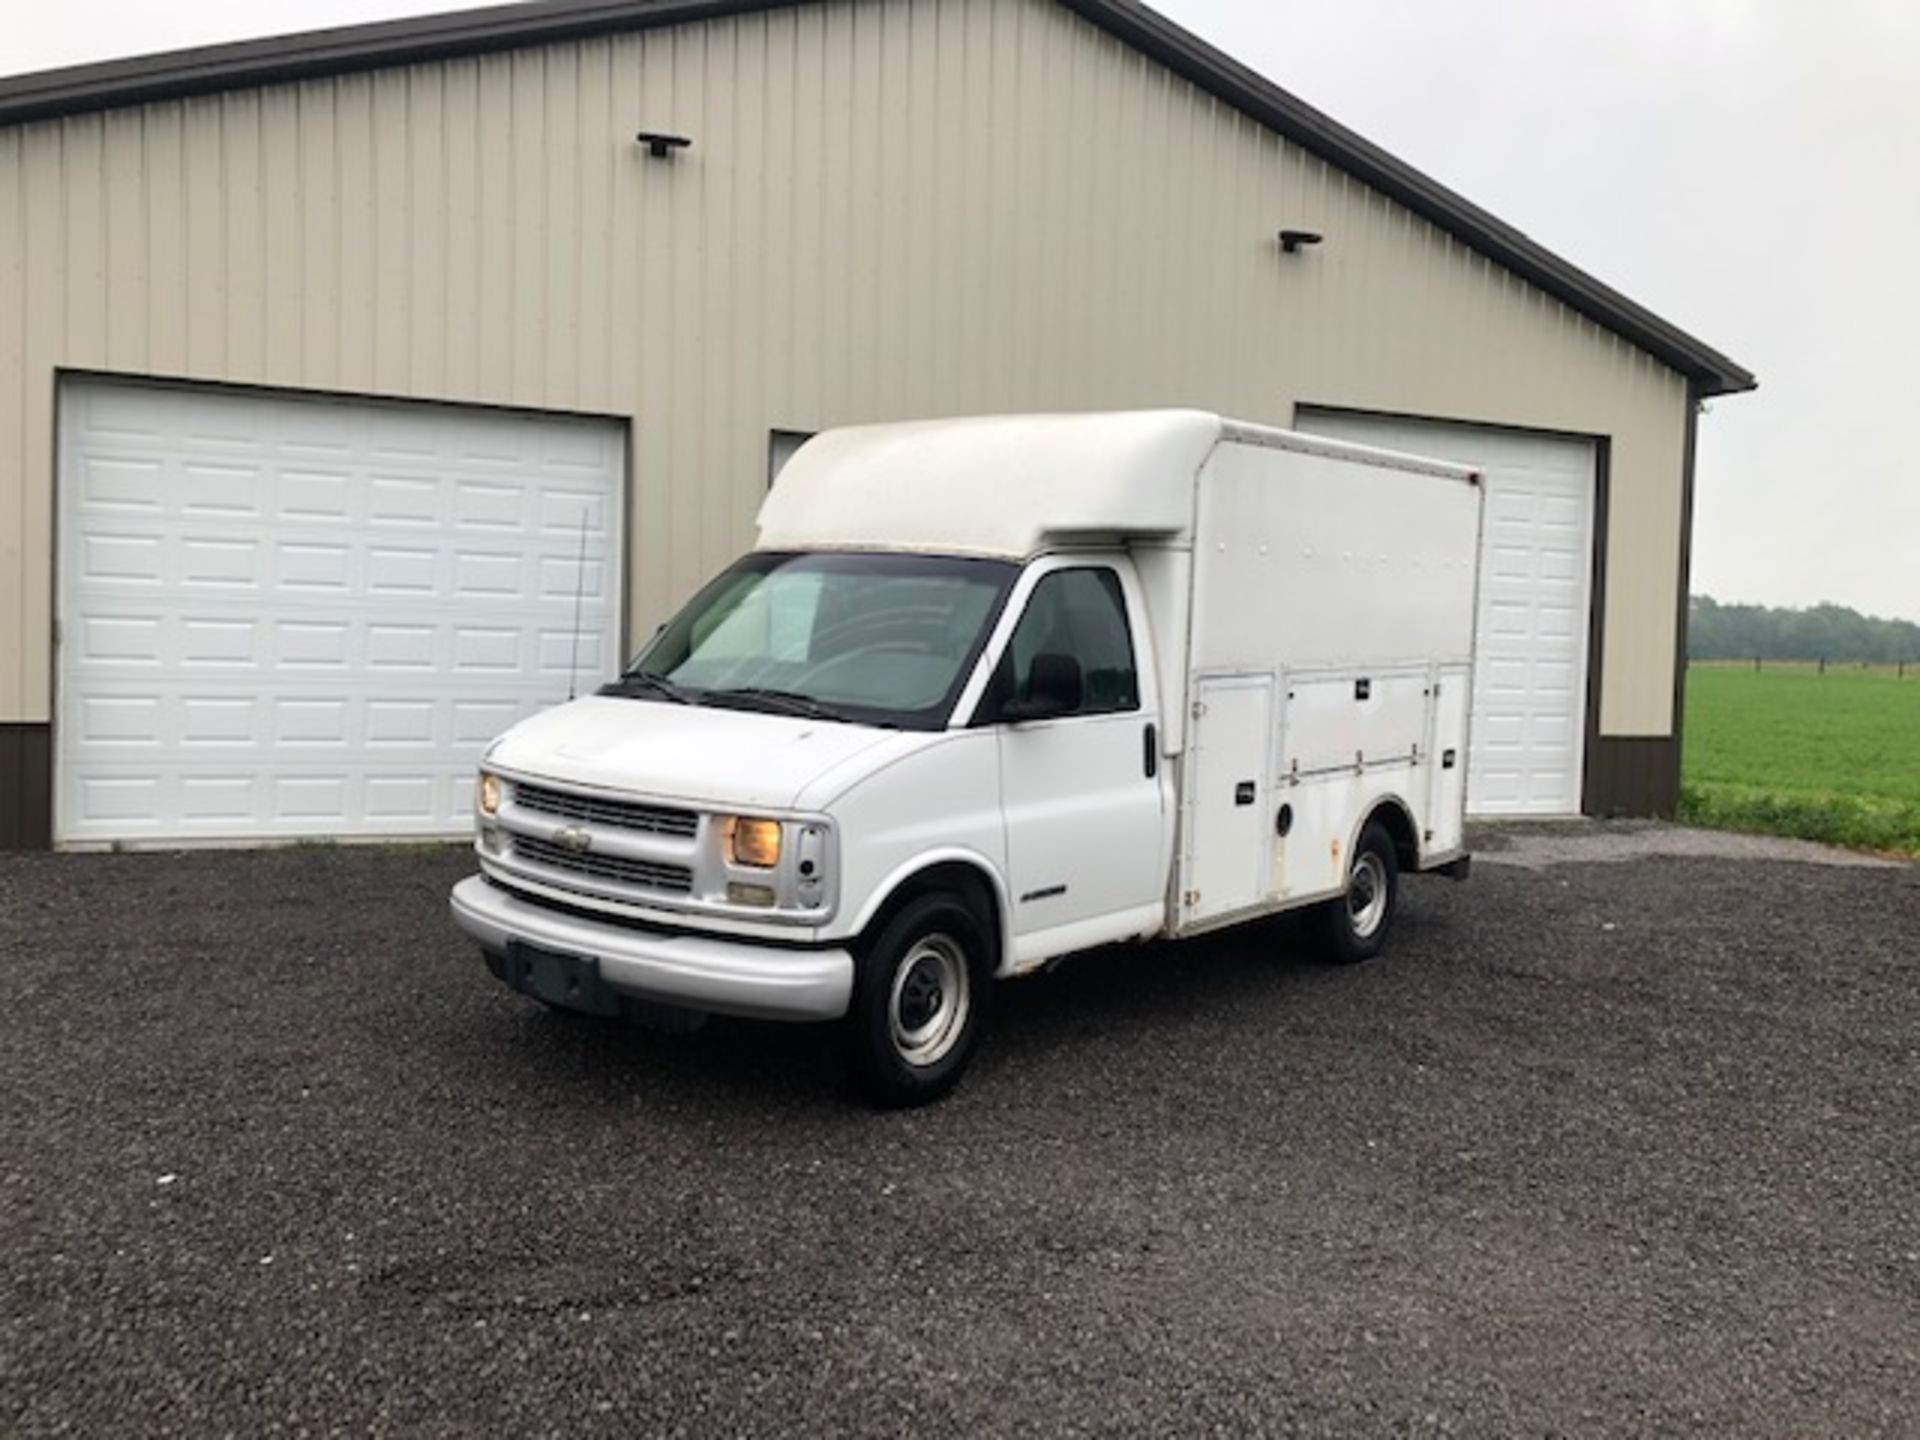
[275,776,348,822]
[366,545,438,595]
[451,700,519,745]
[82,456,166,510]
[454,426,534,467]
[452,627,521,672]
[367,624,436,670]
[366,775,437,821]
[1483,600,1532,640]
[182,697,257,745]
[78,695,162,746]
[179,463,264,517]
[368,473,444,525]
[81,531,164,584]
[80,614,164,666]
[1537,548,1582,583]
[276,540,353,590]
[1297,409,1595,816]
[541,551,608,599]
[1536,603,1579,641]
[58,380,623,845]
[1487,544,1534,580]
[280,470,353,521]
[367,408,442,458]
[452,550,525,600]
[280,405,359,453]
[364,699,438,745]
[76,776,162,825]
[539,629,607,675]
[180,536,262,590]
[178,775,256,823]
[275,620,350,669]
[537,485,614,532]
[454,480,525,529]
[180,618,261,667]
[70,760,494,836]
[177,398,261,448]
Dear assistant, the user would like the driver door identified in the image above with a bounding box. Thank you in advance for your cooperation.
[982,562,1169,957]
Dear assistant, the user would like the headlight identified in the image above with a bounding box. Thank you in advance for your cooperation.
[725,815,782,868]
[478,772,503,816]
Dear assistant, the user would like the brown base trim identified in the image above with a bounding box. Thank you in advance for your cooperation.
[0,723,53,850]
[1583,736,1680,818]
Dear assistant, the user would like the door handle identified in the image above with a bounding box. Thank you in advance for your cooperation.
[1143,722,1158,779]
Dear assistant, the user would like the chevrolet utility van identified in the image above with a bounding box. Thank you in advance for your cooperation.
[452,411,1481,1105]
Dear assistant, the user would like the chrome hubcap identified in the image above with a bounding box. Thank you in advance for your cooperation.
[888,934,971,1068]
[1348,852,1389,938]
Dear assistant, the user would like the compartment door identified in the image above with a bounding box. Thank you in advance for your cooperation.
[1179,674,1276,927]
[1425,662,1473,856]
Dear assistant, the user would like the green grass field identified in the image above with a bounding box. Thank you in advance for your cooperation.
[1681,663,1920,855]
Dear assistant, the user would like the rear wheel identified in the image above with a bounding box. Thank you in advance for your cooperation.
[1313,820,1400,964]
[844,892,992,1107]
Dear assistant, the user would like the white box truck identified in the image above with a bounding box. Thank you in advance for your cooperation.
[451,411,1481,1104]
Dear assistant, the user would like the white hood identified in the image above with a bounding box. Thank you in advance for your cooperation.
[486,695,921,812]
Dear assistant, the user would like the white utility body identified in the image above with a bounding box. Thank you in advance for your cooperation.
[452,411,1482,1104]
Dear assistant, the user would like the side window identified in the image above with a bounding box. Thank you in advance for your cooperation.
[1000,567,1140,716]
[769,430,814,487]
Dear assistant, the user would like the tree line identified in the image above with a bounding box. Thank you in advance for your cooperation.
[1690,595,1920,664]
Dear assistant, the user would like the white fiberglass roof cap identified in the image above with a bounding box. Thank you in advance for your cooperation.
[753,409,1475,560]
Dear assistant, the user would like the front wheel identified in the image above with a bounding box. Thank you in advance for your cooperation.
[844,892,992,1107]
[1312,820,1400,964]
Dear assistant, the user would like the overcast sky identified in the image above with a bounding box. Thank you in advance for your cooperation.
[5,0,1916,621]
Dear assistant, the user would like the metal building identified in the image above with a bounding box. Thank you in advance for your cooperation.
[0,0,1754,849]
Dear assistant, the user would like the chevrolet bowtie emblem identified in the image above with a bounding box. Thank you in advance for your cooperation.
[555,825,592,853]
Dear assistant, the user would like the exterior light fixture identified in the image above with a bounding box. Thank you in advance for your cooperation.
[1278,229,1323,254]
[635,131,692,159]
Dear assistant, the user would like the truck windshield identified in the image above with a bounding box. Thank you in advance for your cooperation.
[613,551,1019,730]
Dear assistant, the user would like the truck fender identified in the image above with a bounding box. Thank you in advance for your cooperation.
[1346,794,1421,876]
[847,848,1017,979]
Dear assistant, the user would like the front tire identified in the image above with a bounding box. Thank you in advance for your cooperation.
[844,892,992,1107]
[1313,820,1400,964]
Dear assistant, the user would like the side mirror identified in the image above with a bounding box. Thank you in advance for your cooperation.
[1002,652,1083,722]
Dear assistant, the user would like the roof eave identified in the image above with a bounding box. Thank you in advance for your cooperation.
[0,0,800,128]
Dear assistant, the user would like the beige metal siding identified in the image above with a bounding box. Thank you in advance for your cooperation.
[0,0,1690,736]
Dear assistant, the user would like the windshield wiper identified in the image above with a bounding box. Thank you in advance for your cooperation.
[598,673,696,705]
[704,687,887,726]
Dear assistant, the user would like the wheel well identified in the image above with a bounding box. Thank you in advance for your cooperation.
[1363,800,1421,871]
[858,862,1004,971]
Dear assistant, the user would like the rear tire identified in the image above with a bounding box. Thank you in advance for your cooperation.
[1313,820,1399,965]
[844,892,992,1107]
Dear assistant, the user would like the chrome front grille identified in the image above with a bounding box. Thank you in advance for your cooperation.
[513,783,699,839]
[511,834,695,894]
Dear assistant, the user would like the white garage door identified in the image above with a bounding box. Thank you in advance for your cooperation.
[1296,410,1596,816]
[57,380,624,845]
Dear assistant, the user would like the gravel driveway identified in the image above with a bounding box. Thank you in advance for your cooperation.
[3,827,1915,1436]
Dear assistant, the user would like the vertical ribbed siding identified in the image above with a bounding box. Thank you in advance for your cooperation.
[0,127,22,725]
[0,0,1691,735]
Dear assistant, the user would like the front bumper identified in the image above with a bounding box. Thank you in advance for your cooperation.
[450,875,853,1023]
